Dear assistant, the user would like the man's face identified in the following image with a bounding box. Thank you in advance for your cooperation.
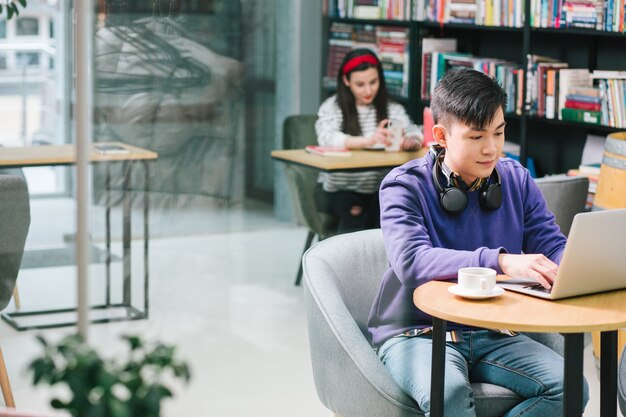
[343,67,380,106]
[435,107,506,185]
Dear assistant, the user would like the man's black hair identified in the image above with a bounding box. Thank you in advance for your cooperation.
[430,69,507,130]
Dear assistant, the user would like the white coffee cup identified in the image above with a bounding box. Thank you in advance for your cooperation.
[457,267,497,294]
[385,119,403,152]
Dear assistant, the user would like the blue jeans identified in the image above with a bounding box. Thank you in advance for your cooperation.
[378,331,589,417]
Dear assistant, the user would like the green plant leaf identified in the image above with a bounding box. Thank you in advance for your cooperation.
[50,399,67,409]
[96,369,118,390]
[85,403,105,417]
[18,0,27,7]
[124,335,143,350]
[110,399,132,417]
[35,335,48,347]
[173,363,192,381]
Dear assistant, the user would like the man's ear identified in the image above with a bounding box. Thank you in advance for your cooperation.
[342,75,350,87]
[432,124,447,147]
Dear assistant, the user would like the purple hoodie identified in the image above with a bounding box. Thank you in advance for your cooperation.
[367,151,566,348]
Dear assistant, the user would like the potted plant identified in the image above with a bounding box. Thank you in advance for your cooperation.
[1,0,27,20]
[29,334,191,417]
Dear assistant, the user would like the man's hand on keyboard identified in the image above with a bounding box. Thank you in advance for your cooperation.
[498,253,558,290]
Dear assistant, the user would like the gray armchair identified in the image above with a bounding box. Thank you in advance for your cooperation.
[617,347,626,416]
[0,171,30,310]
[0,172,31,407]
[282,115,338,286]
[303,229,565,417]
[534,175,589,236]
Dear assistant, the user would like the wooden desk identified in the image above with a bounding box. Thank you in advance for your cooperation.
[414,281,626,417]
[271,148,427,172]
[0,142,158,330]
[0,142,158,168]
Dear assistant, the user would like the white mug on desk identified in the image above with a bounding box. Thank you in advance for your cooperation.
[457,267,497,294]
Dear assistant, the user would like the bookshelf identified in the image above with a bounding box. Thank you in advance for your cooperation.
[321,0,626,175]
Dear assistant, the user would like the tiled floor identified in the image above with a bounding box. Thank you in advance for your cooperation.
[0,197,613,416]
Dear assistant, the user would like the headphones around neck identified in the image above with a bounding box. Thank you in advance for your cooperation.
[431,150,502,215]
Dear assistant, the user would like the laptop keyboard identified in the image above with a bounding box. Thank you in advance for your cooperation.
[523,283,552,294]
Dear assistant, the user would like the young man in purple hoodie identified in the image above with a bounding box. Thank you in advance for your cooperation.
[367,69,589,416]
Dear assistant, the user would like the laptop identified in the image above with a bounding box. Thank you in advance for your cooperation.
[498,208,626,300]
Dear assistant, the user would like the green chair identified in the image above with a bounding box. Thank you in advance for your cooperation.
[282,115,338,286]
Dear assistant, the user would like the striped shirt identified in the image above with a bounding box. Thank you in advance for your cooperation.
[315,95,423,193]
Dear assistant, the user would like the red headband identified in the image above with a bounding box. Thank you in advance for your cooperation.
[342,55,379,75]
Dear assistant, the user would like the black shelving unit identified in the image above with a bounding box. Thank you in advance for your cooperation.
[322,10,626,176]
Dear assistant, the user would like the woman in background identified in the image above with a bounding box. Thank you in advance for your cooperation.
[315,48,423,233]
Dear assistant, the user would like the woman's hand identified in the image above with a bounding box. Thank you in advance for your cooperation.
[364,119,392,148]
[498,253,559,289]
[400,135,423,151]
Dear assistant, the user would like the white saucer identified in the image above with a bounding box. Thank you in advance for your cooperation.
[365,144,385,150]
[448,285,505,300]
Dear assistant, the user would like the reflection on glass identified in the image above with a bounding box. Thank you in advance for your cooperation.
[93,0,244,208]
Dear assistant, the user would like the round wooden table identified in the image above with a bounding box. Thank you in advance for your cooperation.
[414,281,626,417]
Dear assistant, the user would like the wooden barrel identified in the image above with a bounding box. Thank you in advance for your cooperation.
[592,131,626,362]
[593,132,626,210]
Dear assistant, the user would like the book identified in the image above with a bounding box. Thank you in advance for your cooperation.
[545,68,557,119]
[592,70,626,79]
[93,144,130,155]
[564,100,601,111]
[305,146,352,157]
[578,162,602,176]
[557,69,592,120]
[421,38,457,99]
[560,108,602,124]
[353,4,380,19]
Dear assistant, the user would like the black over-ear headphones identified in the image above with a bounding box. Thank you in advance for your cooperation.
[431,151,502,215]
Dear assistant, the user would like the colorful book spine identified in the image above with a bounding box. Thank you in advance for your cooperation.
[564,100,602,111]
[560,108,602,124]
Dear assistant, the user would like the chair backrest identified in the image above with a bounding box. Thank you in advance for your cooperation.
[283,114,318,149]
[281,115,337,237]
[303,229,387,336]
[619,346,626,416]
[0,173,30,311]
[534,175,589,236]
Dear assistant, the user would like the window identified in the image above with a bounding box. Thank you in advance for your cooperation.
[0,20,6,38]
[16,17,39,36]
[0,53,7,70]
[16,52,40,67]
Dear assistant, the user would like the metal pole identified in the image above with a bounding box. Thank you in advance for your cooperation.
[430,318,447,417]
[600,331,618,417]
[75,0,93,340]
[21,65,27,144]
[563,333,584,417]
